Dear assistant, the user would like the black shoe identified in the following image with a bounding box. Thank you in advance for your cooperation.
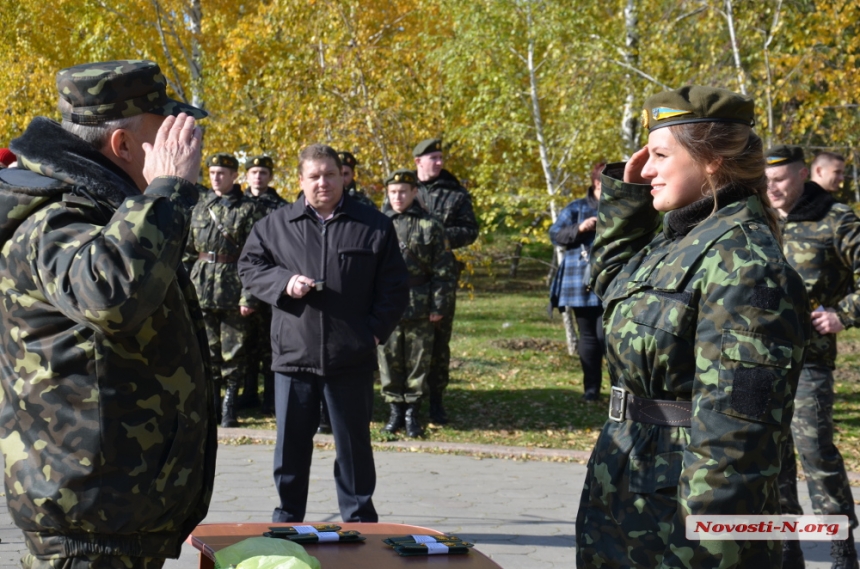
[317,421,332,434]
[782,539,805,569]
[405,404,424,438]
[220,384,239,428]
[832,529,859,569]
[428,395,448,425]
[382,403,406,434]
[582,391,599,402]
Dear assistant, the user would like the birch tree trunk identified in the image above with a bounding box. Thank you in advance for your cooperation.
[621,0,640,158]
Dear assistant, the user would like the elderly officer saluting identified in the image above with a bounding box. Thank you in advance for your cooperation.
[239,154,287,414]
[0,60,215,569]
[765,144,860,569]
[239,144,408,523]
[185,153,264,427]
[412,138,479,425]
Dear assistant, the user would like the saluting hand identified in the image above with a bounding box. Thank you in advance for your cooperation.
[142,113,203,184]
[624,145,651,185]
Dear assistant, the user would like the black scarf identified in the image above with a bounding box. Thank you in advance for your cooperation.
[786,181,834,222]
[664,184,753,239]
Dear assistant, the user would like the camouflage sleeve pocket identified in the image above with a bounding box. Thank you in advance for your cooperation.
[628,450,683,494]
[716,329,793,424]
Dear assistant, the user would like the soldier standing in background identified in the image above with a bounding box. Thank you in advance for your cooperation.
[810,151,847,194]
[240,154,287,415]
[339,150,376,209]
[185,153,264,427]
[765,144,860,569]
[379,169,456,438]
[412,138,479,425]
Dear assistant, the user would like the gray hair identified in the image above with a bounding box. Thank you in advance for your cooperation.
[57,97,145,150]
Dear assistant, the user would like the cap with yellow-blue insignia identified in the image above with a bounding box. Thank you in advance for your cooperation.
[413,138,442,157]
[384,169,418,187]
[338,151,358,169]
[208,153,239,170]
[642,86,755,132]
[764,145,805,167]
[245,155,274,171]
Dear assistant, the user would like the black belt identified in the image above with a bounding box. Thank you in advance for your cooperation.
[198,252,239,264]
[608,386,691,427]
[408,275,430,287]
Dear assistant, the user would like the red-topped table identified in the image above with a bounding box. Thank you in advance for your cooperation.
[187,522,504,568]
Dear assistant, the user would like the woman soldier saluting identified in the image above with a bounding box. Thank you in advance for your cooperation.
[575,86,810,568]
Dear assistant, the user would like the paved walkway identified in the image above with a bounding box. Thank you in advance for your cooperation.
[1,429,857,567]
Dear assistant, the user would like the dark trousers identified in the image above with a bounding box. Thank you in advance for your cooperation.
[427,289,456,397]
[273,371,378,523]
[572,305,605,395]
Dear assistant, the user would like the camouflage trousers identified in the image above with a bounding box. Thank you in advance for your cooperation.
[378,318,433,404]
[778,364,858,527]
[201,307,249,389]
[243,306,274,397]
[426,291,456,398]
[22,553,164,569]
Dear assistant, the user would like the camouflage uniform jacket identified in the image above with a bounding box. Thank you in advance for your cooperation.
[416,169,479,250]
[345,180,377,209]
[0,117,216,558]
[184,185,264,310]
[245,186,288,216]
[576,163,809,568]
[780,181,860,368]
[385,202,456,320]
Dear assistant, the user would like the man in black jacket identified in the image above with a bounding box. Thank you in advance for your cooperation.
[239,144,409,523]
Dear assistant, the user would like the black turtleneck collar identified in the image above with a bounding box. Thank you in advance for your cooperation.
[385,200,425,219]
[664,184,753,239]
[207,183,243,205]
[786,181,834,222]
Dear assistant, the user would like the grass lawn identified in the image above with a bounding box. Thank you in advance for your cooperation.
[238,240,860,473]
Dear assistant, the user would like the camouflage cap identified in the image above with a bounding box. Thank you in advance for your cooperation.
[642,86,754,132]
[765,145,805,167]
[245,155,274,171]
[384,169,418,187]
[338,151,358,169]
[56,60,207,125]
[208,153,239,170]
[413,138,442,157]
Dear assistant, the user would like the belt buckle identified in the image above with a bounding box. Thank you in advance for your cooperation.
[608,386,627,422]
[206,251,217,264]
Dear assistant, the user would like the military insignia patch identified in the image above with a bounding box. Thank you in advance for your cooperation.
[652,107,693,122]
[766,156,789,165]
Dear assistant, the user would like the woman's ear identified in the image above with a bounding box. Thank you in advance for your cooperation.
[705,157,723,176]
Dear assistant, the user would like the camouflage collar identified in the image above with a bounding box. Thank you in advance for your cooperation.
[786,181,834,222]
[664,184,753,239]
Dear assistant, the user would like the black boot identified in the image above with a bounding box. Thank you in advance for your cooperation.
[832,529,860,569]
[382,403,406,434]
[405,404,424,438]
[428,395,448,425]
[782,539,805,569]
[221,384,239,428]
[317,399,332,434]
[236,371,260,410]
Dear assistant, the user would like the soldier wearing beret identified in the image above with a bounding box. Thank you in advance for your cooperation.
[239,154,287,415]
[575,86,810,567]
[184,153,265,427]
[338,150,377,209]
[412,138,479,425]
[378,169,456,437]
[0,60,215,569]
[765,145,860,569]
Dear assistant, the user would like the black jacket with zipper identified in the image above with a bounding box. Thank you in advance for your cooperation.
[238,194,409,376]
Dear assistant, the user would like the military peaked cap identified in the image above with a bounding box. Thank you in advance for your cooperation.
[413,138,442,157]
[385,169,418,186]
[208,153,239,170]
[245,155,274,171]
[642,86,754,132]
[765,145,805,167]
[56,60,207,125]
[338,151,358,169]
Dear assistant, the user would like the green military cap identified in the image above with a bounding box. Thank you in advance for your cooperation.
[765,145,805,166]
[642,86,754,132]
[56,60,207,125]
[384,169,418,186]
[413,138,442,157]
[338,151,358,169]
[245,155,274,171]
[208,153,239,170]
